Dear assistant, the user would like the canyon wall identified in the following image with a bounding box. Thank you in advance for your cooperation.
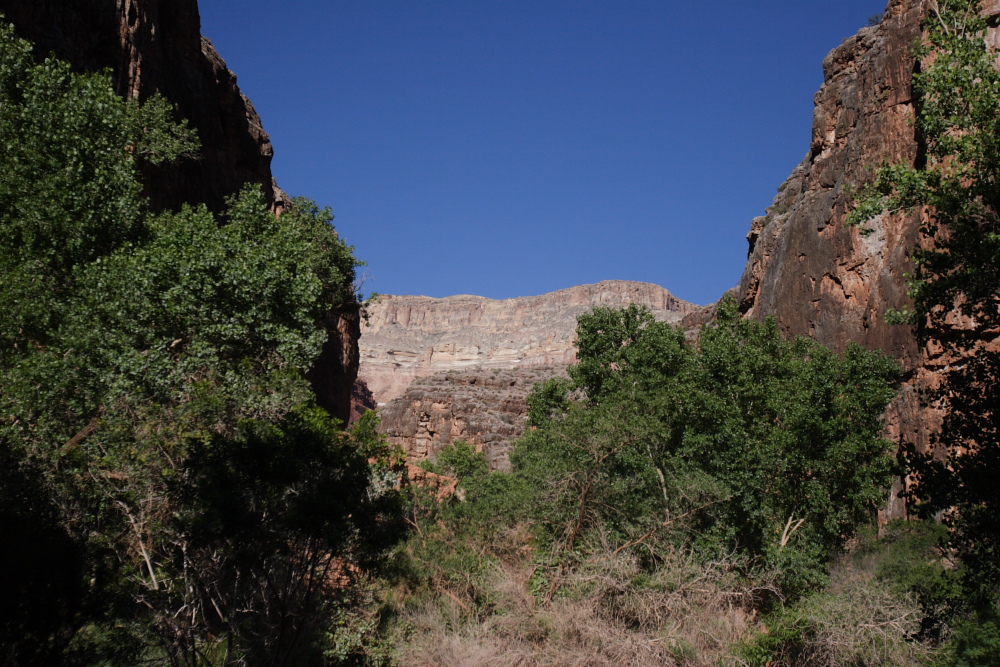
[737,0,1000,518]
[378,366,565,471]
[0,0,358,424]
[360,280,698,406]
[739,0,923,364]
[360,281,698,466]
[739,0,927,479]
[0,0,285,214]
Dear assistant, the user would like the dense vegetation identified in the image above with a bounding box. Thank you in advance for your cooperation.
[358,300,928,666]
[0,21,403,666]
[851,0,1000,661]
[516,300,899,593]
[7,0,1000,663]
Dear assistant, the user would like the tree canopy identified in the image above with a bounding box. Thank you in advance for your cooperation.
[415,300,900,603]
[513,300,899,592]
[0,20,402,667]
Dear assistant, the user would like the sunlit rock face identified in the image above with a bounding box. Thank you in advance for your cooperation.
[358,281,699,467]
[736,0,925,521]
[378,366,567,471]
[737,0,1000,520]
[359,281,699,406]
[738,0,923,366]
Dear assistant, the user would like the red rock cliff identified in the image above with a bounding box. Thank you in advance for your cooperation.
[739,0,923,362]
[737,0,1000,519]
[738,2,931,503]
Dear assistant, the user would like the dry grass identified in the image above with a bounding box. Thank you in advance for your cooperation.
[397,549,770,667]
[389,524,938,667]
[766,566,938,667]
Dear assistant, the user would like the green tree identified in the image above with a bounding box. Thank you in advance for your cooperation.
[0,20,402,666]
[568,302,688,402]
[510,300,899,595]
[849,0,1000,650]
[676,301,899,591]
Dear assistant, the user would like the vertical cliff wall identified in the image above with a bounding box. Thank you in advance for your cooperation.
[738,0,929,487]
[0,0,358,424]
[0,0,286,214]
[737,0,1000,522]
[378,366,566,471]
[359,281,699,466]
[739,0,923,361]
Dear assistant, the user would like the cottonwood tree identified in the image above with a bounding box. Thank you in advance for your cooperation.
[510,300,898,596]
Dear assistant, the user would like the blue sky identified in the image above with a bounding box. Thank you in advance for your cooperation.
[198,1,888,305]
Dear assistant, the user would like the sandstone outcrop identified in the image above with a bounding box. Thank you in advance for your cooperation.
[0,0,357,424]
[360,281,698,407]
[361,281,698,466]
[379,366,566,470]
[739,0,927,476]
[737,0,1000,518]
[738,0,923,366]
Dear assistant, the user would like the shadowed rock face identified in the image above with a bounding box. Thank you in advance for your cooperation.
[360,281,699,407]
[0,0,358,424]
[379,366,567,471]
[0,0,286,214]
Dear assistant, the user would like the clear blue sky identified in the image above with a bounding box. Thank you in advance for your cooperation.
[198,1,888,305]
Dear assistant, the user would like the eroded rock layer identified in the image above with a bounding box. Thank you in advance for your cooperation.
[361,281,698,467]
[360,281,698,407]
[379,366,566,471]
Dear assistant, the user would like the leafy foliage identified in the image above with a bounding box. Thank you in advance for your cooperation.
[0,20,402,666]
[513,299,899,593]
[381,302,901,664]
[849,0,1000,652]
[405,299,899,609]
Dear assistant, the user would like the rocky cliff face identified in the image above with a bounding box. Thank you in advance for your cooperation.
[736,0,1000,519]
[739,0,922,361]
[738,0,927,477]
[361,281,698,466]
[0,0,286,214]
[379,366,566,470]
[1,0,358,424]
[360,281,698,406]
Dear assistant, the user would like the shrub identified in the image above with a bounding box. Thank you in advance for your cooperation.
[511,298,900,595]
[740,580,935,667]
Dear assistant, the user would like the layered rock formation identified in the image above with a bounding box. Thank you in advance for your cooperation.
[360,281,698,466]
[0,0,358,424]
[379,366,566,470]
[360,281,698,406]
